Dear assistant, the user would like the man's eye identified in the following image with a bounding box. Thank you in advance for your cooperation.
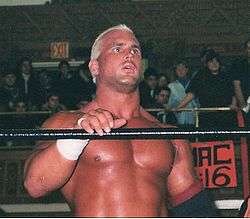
[113,47,121,53]
[131,48,141,55]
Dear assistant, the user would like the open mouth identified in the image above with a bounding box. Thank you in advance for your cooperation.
[122,63,136,73]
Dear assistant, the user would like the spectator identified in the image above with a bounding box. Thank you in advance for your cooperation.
[139,67,159,108]
[16,57,45,110]
[41,93,66,114]
[75,61,96,103]
[153,86,177,125]
[14,100,27,113]
[38,69,55,100]
[158,74,169,89]
[0,66,20,111]
[231,39,250,126]
[54,60,82,109]
[175,50,237,129]
[168,61,199,127]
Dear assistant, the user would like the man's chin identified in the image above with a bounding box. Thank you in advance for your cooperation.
[116,81,139,93]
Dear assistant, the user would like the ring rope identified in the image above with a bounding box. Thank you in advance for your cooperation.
[0,127,249,140]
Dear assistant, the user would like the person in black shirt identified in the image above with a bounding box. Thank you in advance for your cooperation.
[16,57,45,110]
[75,61,96,103]
[231,39,250,126]
[175,50,238,129]
[149,86,177,125]
[231,39,250,109]
[139,67,159,108]
[53,60,82,109]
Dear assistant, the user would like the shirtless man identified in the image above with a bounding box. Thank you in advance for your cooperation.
[24,24,204,217]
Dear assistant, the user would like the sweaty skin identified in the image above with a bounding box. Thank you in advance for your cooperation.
[62,104,175,217]
[24,27,201,217]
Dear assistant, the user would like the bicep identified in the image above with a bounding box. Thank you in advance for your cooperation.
[167,139,199,196]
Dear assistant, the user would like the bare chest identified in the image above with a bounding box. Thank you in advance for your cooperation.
[80,138,174,175]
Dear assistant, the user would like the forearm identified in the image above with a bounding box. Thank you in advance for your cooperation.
[24,142,78,198]
[234,81,246,108]
[177,93,194,109]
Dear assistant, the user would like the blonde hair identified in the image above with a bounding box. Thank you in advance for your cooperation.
[90,24,134,60]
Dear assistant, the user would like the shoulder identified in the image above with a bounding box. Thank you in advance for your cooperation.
[42,111,84,129]
[168,81,178,88]
[139,107,176,128]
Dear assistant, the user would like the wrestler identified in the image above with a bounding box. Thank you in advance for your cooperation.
[24,24,211,217]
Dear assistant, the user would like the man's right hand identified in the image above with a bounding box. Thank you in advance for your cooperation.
[77,108,127,136]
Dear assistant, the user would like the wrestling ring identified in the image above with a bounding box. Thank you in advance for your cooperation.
[0,107,248,216]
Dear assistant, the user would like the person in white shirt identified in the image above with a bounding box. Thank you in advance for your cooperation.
[168,61,199,126]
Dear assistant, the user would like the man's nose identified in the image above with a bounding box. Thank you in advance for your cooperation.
[124,49,134,60]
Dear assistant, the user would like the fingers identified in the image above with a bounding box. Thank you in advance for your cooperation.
[77,109,127,136]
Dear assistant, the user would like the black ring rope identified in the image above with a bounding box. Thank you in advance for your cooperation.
[0,127,249,140]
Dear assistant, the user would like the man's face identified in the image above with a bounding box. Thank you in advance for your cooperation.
[94,30,142,93]
[21,61,31,75]
[146,75,158,90]
[207,58,220,73]
[156,89,170,105]
[48,95,59,108]
[175,64,188,78]
[158,75,168,88]
[15,102,26,112]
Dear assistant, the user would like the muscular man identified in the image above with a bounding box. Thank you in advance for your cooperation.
[24,24,207,217]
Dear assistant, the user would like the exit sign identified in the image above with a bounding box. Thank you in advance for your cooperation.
[50,42,69,59]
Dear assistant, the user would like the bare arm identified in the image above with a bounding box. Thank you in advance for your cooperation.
[176,92,195,109]
[24,112,83,198]
[233,80,246,108]
[140,107,202,206]
[24,108,126,198]
[229,96,239,111]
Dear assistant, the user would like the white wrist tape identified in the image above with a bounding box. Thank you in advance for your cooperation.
[56,139,89,160]
[77,117,86,127]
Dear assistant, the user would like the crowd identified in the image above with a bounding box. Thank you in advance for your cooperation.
[0,40,249,129]
[0,58,96,115]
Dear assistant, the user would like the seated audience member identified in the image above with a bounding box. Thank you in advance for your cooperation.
[139,67,159,108]
[16,57,45,110]
[168,61,199,127]
[158,74,169,89]
[41,93,66,114]
[38,69,55,100]
[175,50,238,129]
[75,61,96,102]
[54,60,82,110]
[14,100,27,113]
[153,87,177,125]
[0,66,20,111]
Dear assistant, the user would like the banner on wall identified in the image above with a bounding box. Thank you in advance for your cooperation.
[50,42,69,59]
[191,140,237,188]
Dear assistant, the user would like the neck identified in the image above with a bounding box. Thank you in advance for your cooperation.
[94,84,141,120]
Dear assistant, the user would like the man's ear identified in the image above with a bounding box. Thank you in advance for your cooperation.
[89,60,99,78]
